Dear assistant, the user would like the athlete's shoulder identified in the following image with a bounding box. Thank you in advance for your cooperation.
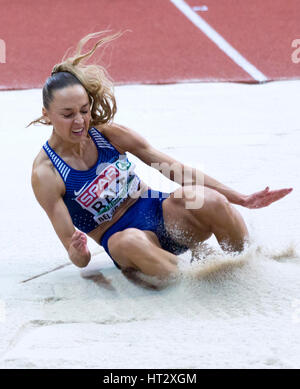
[95,123,149,154]
[31,147,64,196]
[94,123,127,154]
[32,147,53,178]
[32,147,48,168]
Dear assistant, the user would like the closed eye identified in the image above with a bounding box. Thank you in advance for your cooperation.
[63,111,88,118]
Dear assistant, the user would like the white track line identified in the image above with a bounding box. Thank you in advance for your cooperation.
[20,248,105,283]
[170,0,268,82]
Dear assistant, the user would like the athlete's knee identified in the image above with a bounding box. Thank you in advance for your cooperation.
[108,228,151,257]
[191,189,232,232]
[187,188,228,218]
[211,191,231,213]
[183,186,228,211]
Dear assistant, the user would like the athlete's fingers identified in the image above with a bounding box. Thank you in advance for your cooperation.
[264,188,293,203]
[249,188,293,208]
[71,230,85,243]
[257,187,291,198]
[72,240,82,250]
[73,242,87,255]
[72,235,86,248]
[71,231,80,241]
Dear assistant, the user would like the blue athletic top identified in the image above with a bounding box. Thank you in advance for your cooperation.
[42,127,141,233]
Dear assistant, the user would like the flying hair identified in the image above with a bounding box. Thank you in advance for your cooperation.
[27,30,124,128]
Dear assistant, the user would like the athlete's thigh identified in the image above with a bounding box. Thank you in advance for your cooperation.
[162,185,214,246]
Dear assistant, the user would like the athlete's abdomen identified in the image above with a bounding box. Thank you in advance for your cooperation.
[87,180,149,243]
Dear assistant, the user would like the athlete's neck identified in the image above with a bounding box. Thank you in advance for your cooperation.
[48,128,90,158]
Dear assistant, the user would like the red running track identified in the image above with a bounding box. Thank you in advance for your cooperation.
[0,0,299,90]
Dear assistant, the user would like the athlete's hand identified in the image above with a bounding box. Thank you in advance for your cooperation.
[68,231,91,267]
[240,186,293,209]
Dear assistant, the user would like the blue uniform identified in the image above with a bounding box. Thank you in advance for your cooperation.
[43,127,188,268]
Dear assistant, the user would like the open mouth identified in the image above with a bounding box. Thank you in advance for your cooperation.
[72,127,84,136]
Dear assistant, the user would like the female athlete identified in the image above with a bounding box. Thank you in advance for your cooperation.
[29,32,293,279]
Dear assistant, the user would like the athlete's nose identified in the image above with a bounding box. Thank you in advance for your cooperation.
[74,112,85,124]
[74,115,83,122]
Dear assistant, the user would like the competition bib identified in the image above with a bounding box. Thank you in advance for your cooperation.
[75,158,140,224]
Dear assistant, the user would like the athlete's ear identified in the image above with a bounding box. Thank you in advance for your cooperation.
[42,107,52,125]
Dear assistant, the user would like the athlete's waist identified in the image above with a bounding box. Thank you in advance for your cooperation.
[87,180,150,242]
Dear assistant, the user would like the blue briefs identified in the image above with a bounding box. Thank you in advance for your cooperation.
[100,189,189,269]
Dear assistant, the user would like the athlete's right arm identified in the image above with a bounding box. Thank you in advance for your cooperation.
[31,164,91,268]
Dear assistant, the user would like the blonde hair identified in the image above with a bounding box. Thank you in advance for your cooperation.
[27,31,123,128]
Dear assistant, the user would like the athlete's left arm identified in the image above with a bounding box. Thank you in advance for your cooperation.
[101,123,293,208]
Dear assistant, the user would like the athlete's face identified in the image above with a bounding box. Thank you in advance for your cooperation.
[42,84,91,141]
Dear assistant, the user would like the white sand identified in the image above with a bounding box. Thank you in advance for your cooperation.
[0,80,299,368]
